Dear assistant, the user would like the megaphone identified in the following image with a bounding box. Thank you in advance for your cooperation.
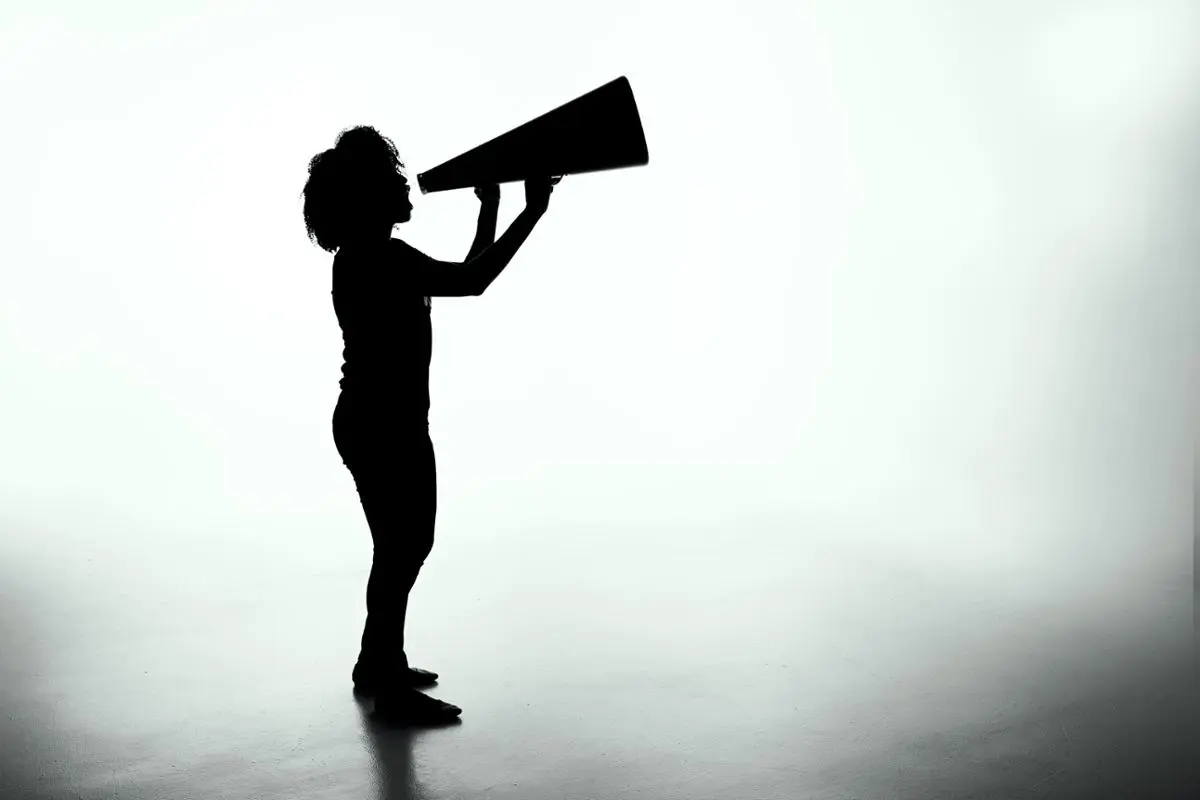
[416,76,649,194]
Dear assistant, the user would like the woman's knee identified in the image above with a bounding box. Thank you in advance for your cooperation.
[373,529,434,562]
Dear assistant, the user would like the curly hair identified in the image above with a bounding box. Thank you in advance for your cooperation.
[302,125,409,253]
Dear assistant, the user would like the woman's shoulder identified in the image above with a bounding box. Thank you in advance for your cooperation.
[336,238,418,262]
[333,239,425,292]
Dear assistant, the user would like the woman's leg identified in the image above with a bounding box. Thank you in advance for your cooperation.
[333,399,437,676]
[352,431,436,673]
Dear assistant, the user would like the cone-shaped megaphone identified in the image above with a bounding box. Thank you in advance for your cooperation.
[416,76,649,194]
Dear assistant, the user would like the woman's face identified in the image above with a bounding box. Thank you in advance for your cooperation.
[392,171,413,225]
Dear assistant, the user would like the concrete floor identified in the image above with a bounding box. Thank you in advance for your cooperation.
[1,507,1193,799]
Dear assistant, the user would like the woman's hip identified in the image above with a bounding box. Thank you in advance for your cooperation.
[334,398,431,467]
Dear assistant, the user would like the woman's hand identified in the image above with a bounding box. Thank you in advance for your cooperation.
[474,184,500,204]
[524,175,561,214]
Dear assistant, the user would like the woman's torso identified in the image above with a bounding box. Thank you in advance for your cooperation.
[332,242,432,422]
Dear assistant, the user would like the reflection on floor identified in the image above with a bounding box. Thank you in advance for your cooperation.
[1,512,1192,800]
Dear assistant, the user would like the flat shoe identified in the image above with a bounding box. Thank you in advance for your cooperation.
[353,665,439,695]
[372,688,462,726]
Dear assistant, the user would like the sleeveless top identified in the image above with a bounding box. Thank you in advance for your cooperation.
[332,239,432,422]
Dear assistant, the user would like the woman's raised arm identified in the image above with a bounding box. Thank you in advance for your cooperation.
[385,239,480,297]
[386,176,557,297]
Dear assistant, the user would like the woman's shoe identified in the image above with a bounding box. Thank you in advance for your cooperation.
[372,688,462,725]
[353,664,439,695]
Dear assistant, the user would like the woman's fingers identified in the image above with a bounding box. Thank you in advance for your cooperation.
[474,183,500,202]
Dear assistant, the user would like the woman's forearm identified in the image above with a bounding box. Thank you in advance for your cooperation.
[468,207,544,294]
[465,203,499,262]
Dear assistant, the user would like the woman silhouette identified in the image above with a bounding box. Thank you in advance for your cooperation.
[302,126,558,724]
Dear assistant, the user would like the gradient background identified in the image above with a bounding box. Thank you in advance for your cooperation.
[1,1,1195,798]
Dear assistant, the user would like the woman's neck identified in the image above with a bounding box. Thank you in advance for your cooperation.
[343,225,394,249]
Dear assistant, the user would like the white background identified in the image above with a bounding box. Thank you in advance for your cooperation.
[1,0,1194,611]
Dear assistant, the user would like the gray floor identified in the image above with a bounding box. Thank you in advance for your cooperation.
[1,507,1193,799]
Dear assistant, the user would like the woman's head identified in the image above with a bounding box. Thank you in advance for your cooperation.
[303,125,412,252]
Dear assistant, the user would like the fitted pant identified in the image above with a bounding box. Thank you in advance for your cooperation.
[332,393,436,673]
